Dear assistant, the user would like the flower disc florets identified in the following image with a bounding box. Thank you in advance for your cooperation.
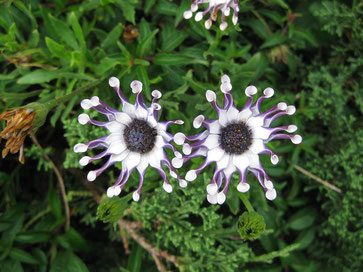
[183,0,240,31]
[173,74,302,205]
[74,77,186,202]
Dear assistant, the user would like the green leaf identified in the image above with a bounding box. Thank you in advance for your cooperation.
[136,65,151,100]
[115,0,136,24]
[127,243,144,272]
[49,189,63,220]
[9,248,39,264]
[97,196,128,224]
[46,37,67,59]
[286,207,317,230]
[17,70,58,84]
[48,14,79,50]
[137,29,159,58]
[68,12,86,52]
[154,53,207,66]
[15,231,51,243]
[101,23,123,49]
[261,32,287,49]
[0,260,24,272]
[161,30,188,53]
[50,251,88,272]
[294,228,315,250]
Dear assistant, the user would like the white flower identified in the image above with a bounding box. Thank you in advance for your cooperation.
[74,77,186,201]
[183,0,240,31]
[173,75,302,205]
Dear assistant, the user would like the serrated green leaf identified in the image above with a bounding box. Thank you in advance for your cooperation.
[101,23,123,49]
[261,32,287,49]
[137,29,158,58]
[97,197,128,224]
[46,37,67,59]
[48,14,79,50]
[115,0,136,24]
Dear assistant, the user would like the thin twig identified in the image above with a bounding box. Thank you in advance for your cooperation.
[151,253,167,272]
[30,134,71,230]
[293,164,342,193]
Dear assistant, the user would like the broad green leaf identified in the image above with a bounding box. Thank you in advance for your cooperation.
[137,29,159,58]
[17,70,58,84]
[50,251,88,272]
[9,248,39,264]
[101,23,123,49]
[48,14,79,50]
[49,189,63,220]
[115,0,136,24]
[136,65,151,100]
[294,228,315,250]
[15,231,51,244]
[97,196,128,224]
[46,37,67,59]
[287,207,317,230]
[261,32,287,49]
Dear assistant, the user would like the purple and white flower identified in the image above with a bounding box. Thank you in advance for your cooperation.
[74,77,186,202]
[183,0,240,31]
[172,75,302,205]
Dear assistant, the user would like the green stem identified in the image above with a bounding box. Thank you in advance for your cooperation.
[239,193,255,212]
[44,78,105,111]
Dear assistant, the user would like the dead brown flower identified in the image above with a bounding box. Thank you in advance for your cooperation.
[0,108,36,164]
[123,25,139,44]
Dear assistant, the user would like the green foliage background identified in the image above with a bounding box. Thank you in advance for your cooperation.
[0,0,362,271]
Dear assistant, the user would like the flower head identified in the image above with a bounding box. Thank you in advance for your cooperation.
[74,77,186,201]
[0,102,47,164]
[183,0,240,31]
[172,75,302,204]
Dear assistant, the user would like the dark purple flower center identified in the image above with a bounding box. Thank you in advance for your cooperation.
[220,123,252,154]
[123,119,157,154]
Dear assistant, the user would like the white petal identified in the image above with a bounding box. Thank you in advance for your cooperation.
[124,152,141,170]
[263,87,274,98]
[195,11,203,21]
[191,3,198,12]
[90,96,100,107]
[113,185,121,196]
[79,156,91,166]
[216,153,231,170]
[152,90,162,98]
[78,113,90,125]
[115,112,132,125]
[219,22,228,31]
[218,110,229,127]
[122,102,136,118]
[246,151,260,168]
[148,148,163,168]
[292,135,302,144]
[107,187,114,198]
[131,80,142,93]
[170,170,177,178]
[245,86,257,97]
[184,10,193,19]
[208,120,221,134]
[207,147,225,163]
[163,182,173,193]
[136,155,149,174]
[174,133,186,145]
[207,193,218,204]
[237,182,250,193]
[287,125,298,133]
[179,180,187,188]
[154,135,165,148]
[193,115,204,129]
[248,139,265,154]
[206,90,216,102]
[74,143,87,153]
[238,109,252,122]
[135,106,148,120]
[203,134,220,149]
[80,99,92,110]
[207,183,218,195]
[158,130,173,142]
[264,180,274,190]
[232,14,238,25]
[182,143,192,155]
[205,19,212,29]
[106,133,123,145]
[171,157,183,169]
[271,154,279,165]
[252,127,271,140]
[221,75,230,84]
[266,189,277,200]
[246,116,264,128]
[133,191,140,202]
[286,106,296,115]
[278,102,287,111]
[106,121,126,133]
[152,103,161,111]
[185,170,197,181]
[217,192,226,204]
[87,171,96,181]
[174,151,182,158]
[226,106,239,123]
[110,149,130,162]
[147,115,158,128]
[109,77,120,88]
[232,153,249,171]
